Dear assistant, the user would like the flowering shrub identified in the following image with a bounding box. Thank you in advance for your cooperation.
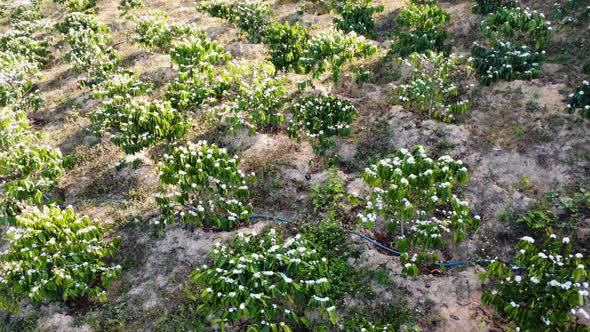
[263,21,310,71]
[118,0,143,14]
[9,3,43,22]
[0,30,51,67]
[481,235,589,331]
[471,41,544,85]
[0,52,38,107]
[552,1,590,26]
[0,106,63,218]
[358,146,479,276]
[566,80,590,119]
[480,7,553,50]
[91,93,187,154]
[288,93,356,156]
[210,61,288,134]
[389,3,450,56]
[156,141,255,231]
[62,0,97,12]
[131,11,174,52]
[471,0,518,14]
[165,31,231,110]
[0,206,121,312]
[334,0,384,38]
[199,0,272,43]
[191,228,337,330]
[299,30,378,82]
[393,52,472,122]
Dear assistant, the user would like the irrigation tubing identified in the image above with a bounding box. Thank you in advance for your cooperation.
[41,197,522,270]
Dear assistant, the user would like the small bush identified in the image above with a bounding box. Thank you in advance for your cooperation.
[299,30,377,82]
[191,228,336,331]
[0,206,121,312]
[288,93,357,156]
[118,0,143,14]
[199,0,272,43]
[471,41,544,85]
[390,4,450,56]
[263,21,309,71]
[393,51,472,122]
[334,0,384,38]
[480,6,553,49]
[566,80,590,118]
[481,235,589,331]
[156,141,255,231]
[471,0,518,15]
[358,145,479,276]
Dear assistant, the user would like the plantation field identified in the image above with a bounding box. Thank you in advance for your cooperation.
[0,0,589,331]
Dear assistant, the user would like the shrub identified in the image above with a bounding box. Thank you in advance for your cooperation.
[92,98,187,154]
[389,4,450,56]
[299,30,378,82]
[566,80,590,119]
[393,51,472,122]
[480,7,553,49]
[165,31,231,110]
[551,1,590,26]
[0,30,51,67]
[210,61,288,134]
[156,141,255,231]
[334,0,384,38]
[0,206,121,312]
[358,145,479,276]
[9,3,43,23]
[118,0,143,14]
[198,0,272,43]
[63,0,97,12]
[191,228,337,331]
[471,41,544,85]
[263,21,310,71]
[0,52,37,107]
[131,11,178,52]
[481,235,589,331]
[0,107,63,218]
[471,0,518,15]
[56,12,107,34]
[288,93,357,156]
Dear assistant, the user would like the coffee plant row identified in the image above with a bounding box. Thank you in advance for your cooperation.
[0,207,121,312]
[192,229,336,331]
[480,6,552,50]
[393,52,472,122]
[358,145,480,276]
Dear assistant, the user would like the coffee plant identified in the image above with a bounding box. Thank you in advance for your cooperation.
[552,0,590,26]
[334,0,384,38]
[471,0,518,14]
[393,51,472,122]
[118,0,143,14]
[9,3,43,23]
[131,11,190,53]
[481,235,589,331]
[62,0,97,12]
[390,3,450,56]
[480,7,553,50]
[288,93,357,156]
[191,228,337,331]
[0,206,121,312]
[210,60,288,134]
[156,141,255,231]
[263,21,310,71]
[358,145,479,276]
[0,106,63,218]
[165,31,231,110]
[566,80,590,119]
[199,0,273,43]
[92,96,187,154]
[471,41,544,85]
[299,30,378,83]
[0,52,38,107]
[0,29,51,67]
